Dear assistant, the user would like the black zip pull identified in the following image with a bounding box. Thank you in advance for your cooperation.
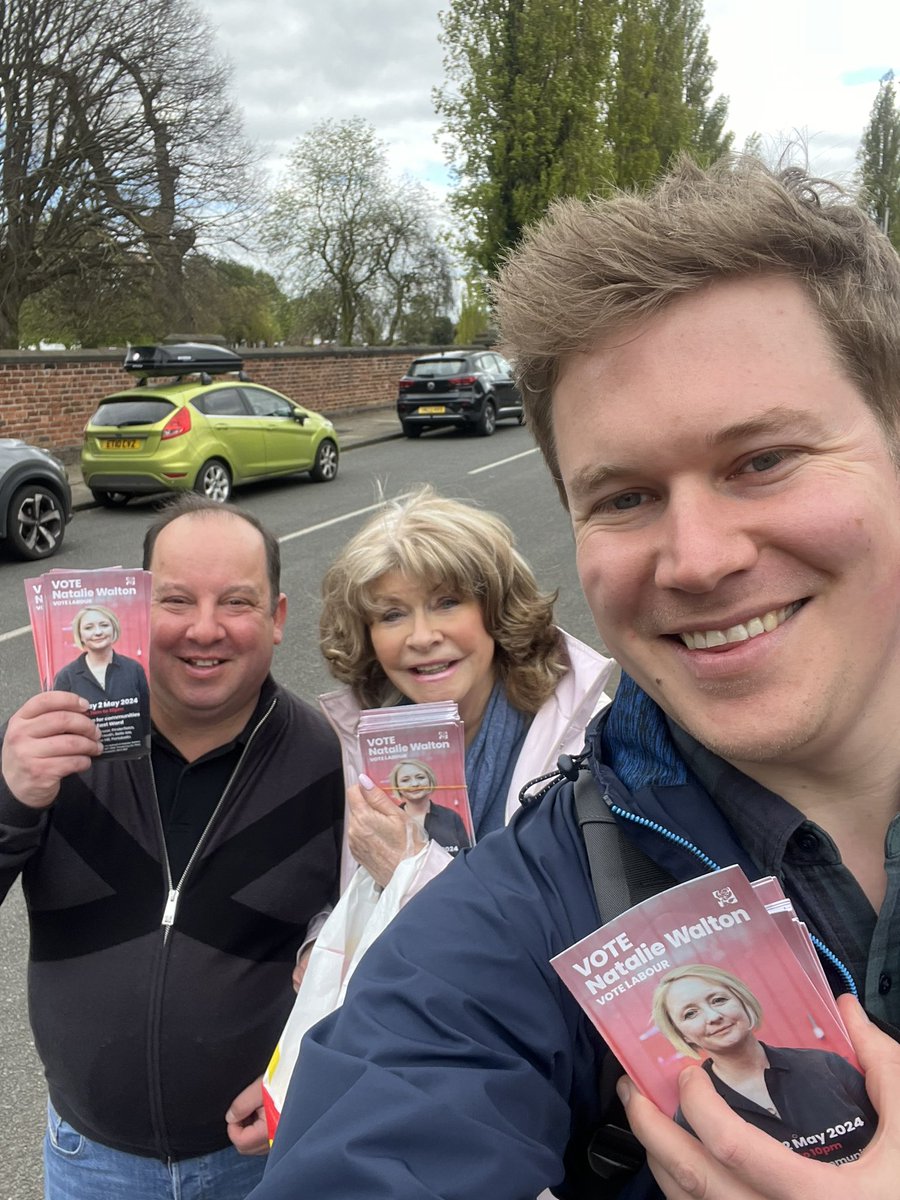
[557,752,587,781]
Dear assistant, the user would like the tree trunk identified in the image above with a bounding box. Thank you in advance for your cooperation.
[0,289,22,349]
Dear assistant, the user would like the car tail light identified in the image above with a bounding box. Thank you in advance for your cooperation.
[447,375,477,387]
[161,407,192,440]
[398,379,416,391]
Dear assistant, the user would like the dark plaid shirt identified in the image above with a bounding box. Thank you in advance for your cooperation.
[668,720,900,1028]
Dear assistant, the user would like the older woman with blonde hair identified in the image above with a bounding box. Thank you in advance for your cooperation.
[318,484,614,897]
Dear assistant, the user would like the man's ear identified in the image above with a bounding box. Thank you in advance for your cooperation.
[273,593,287,644]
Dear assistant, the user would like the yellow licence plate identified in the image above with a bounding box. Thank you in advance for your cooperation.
[99,438,142,450]
[417,405,446,415]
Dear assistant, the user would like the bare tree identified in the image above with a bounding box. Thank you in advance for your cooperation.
[264,119,452,345]
[0,0,259,348]
[63,0,262,329]
[1,0,109,346]
[365,182,454,345]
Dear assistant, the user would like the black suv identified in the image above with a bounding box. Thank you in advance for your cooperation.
[397,351,524,437]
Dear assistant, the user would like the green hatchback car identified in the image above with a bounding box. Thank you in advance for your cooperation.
[82,343,340,506]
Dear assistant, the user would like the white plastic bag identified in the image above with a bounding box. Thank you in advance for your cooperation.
[262,845,429,1138]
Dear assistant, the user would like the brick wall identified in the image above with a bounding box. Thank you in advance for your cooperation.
[0,345,440,462]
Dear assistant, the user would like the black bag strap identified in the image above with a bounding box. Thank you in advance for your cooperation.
[573,769,675,918]
[571,766,675,1192]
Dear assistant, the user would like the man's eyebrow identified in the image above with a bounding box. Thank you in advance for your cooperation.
[566,406,828,500]
[705,405,828,449]
[152,581,262,598]
[566,462,631,499]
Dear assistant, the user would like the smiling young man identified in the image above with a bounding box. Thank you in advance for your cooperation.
[0,495,343,1200]
[246,159,900,1200]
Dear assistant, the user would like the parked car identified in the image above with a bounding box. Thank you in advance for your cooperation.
[396,350,524,437]
[81,343,340,506]
[0,439,73,560]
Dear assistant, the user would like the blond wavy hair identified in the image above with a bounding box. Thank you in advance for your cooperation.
[494,154,900,504]
[320,486,569,713]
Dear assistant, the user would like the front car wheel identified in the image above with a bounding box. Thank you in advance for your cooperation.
[6,483,66,560]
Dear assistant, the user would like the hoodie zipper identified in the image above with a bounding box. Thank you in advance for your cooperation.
[145,695,279,1157]
[154,695,278,941]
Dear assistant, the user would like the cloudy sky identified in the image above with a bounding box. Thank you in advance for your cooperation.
[198,0,897,195]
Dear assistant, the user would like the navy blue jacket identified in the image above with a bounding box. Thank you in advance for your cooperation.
[251,681,855,1200]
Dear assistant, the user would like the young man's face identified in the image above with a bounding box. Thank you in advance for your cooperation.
[554,275,900,773]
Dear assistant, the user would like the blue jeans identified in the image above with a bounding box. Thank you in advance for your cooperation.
[44,1101,267,1200]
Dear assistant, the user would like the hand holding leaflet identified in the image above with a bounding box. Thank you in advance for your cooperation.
[348,775,429,889]
[619,995,899,1198]
[552,865,876,1165]
[24,567,151,759]
[357,701,473,855]
[0,691,101,809]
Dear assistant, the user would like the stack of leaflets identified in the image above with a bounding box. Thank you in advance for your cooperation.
[24,567,152,759]
[553,864,876,1164]
[357,701,474,855]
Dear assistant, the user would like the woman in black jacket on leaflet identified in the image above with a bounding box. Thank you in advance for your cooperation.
[653,964,877,1165]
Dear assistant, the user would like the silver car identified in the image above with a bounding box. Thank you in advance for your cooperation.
[0,439,73,560]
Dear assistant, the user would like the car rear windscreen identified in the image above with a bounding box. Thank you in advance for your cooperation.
[89,398,176,427]
[409,360,467,378]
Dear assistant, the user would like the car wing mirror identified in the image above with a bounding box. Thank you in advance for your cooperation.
[292,410,307,424]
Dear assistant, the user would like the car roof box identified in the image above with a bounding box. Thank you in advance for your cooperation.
[123,343,244,378]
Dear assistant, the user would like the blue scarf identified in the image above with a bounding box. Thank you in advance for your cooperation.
[599,671,689,790]
[464,683,530,838]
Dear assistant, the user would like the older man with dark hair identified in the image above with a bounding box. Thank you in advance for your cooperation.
[247,157,900,1200]
[0,496,343,1200]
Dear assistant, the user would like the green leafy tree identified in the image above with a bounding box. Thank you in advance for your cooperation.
[19,253,287,349]
[18,246,161,348]
[436,0,730,275]
[455,275,492,345]
[186,259,287,347]
[282,287,342,345]
[263,119,453,345]
[435,0,616,277]
[607,0,731,189]
[858,72,900,251]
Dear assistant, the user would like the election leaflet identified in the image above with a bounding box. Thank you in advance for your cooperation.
[357,701,473,853]
[552,865,875,1165]
[24,567,152,759]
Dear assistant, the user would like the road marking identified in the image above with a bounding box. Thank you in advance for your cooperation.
[1,500,406,643]
[278,497,410,544]
[0,624,31,644]
[468,447,539,475]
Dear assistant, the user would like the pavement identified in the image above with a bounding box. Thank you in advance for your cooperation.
[67,403,404,511]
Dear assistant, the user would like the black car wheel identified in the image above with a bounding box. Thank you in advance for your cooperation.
[476,400,497,437]
[401,422,422,438]
[6,483,66,560]
[91,489,131,508]
[194,459,232,503]
[309,439,339,482]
